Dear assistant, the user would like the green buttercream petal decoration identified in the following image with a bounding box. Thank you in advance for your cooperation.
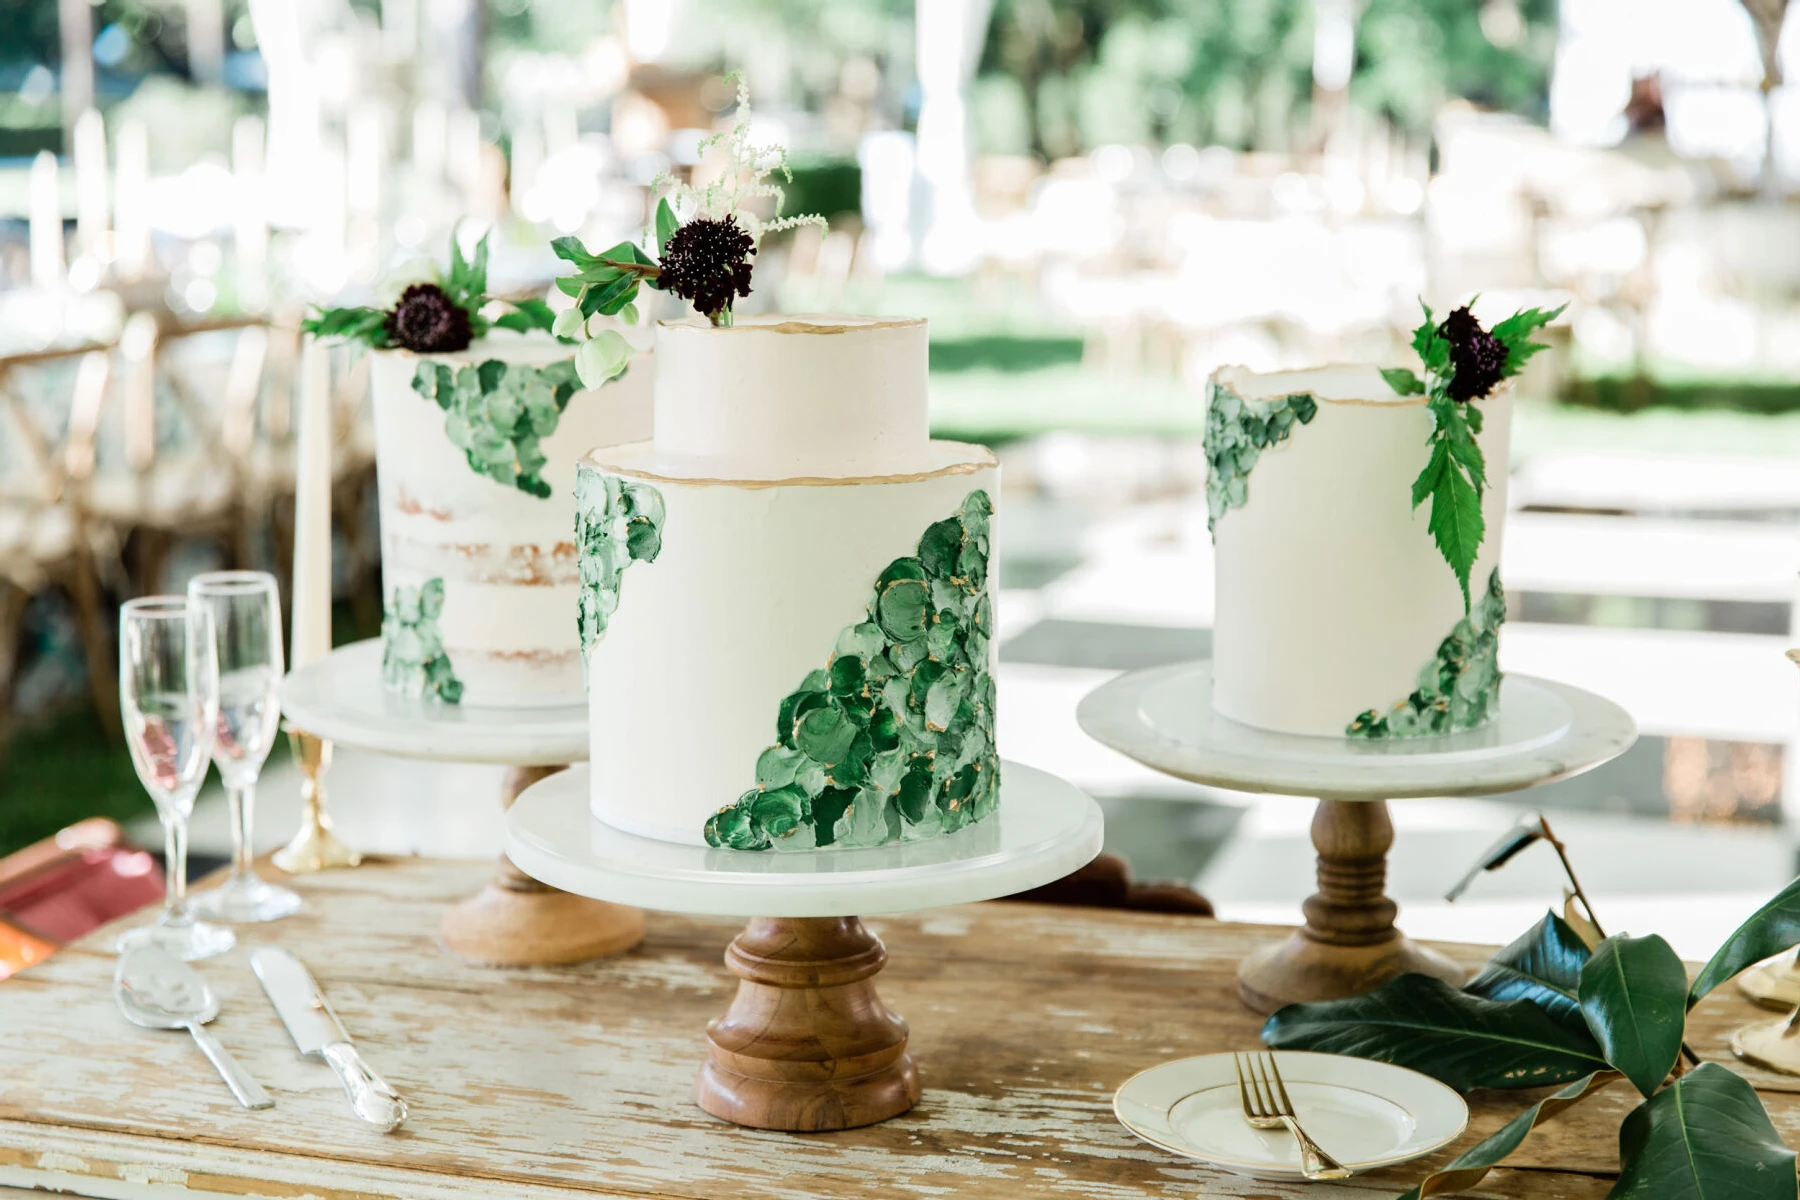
[703,489,1000,852]
[1203,381,1318,534]
[380,577,464,703]
[412,357,598,498]
[574,463,665,670]
[1346,566,1505,739]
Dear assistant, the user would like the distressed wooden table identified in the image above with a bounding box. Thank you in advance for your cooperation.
[1,856,1793,1199]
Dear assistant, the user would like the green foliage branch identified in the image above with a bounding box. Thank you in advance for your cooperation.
[1262,879,1800,1198]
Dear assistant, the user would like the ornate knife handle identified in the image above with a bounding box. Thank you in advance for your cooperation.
[321,1042,408,1131]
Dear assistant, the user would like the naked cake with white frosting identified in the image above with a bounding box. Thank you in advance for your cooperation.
[370,331,649,707]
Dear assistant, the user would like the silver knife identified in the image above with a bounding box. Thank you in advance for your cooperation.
[251,948,408,1131]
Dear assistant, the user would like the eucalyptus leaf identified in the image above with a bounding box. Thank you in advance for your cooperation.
[1398,1071,1618,1200]
[1464,911,1591,1030]
[1611,1062,1799,1200]
[1260,973,1609,1091]
[1689,875,1800,1006]
[707,491,997,850]
[1577,933,1688,1099]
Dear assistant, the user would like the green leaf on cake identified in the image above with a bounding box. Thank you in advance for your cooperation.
[1202,383,1319,534]
[491,298,558,336]
[1490,303,1568,374]
[655,197,679,254]
[574,465,665,667]
[411,357,589,498]
[1382,367,1426,396]
[702,490,1000,852]
[1425,429,1484,611]
[301,305,391,347]
[1345,566,1504,738]
[380,577,463,703]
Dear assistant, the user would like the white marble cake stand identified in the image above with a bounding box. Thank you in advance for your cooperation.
[278,639,641,968]
[1077,662,1637,1014]
[506,760,1104,1132]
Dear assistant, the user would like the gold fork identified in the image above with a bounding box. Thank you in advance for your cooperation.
[1234,1052,1353,1181]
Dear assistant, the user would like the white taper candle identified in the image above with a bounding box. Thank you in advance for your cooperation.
[291,337,334,669]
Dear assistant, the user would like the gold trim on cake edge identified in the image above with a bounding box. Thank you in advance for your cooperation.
[579,440,998,489]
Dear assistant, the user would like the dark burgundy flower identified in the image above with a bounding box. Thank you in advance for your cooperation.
[385,283,473,353]
[1438,306,1507,402]
[659,215,755,320]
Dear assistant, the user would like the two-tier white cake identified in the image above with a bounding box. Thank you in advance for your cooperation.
[1206,364,1512,739]
[369,331,650,707]
[579,316,1001,850]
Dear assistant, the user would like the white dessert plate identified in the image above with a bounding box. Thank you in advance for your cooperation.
[1114,1051,1467,1181]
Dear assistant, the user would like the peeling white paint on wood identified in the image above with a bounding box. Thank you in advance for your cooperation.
[0,857,1768,1200]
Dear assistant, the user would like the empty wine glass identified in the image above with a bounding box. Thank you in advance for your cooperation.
[188,571,302,923]
[118,597,234,961]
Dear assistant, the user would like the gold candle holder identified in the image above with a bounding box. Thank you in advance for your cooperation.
[272,724,362,873]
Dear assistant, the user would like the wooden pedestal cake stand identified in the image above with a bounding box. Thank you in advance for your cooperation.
[280,639,643,966]
[505,760,1104,1132]
[1077,662,1636,1015]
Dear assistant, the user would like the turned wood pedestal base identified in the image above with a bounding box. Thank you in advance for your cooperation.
[697,917,921,1131]
[1237,799,1463,1015]
[439,766,645,967]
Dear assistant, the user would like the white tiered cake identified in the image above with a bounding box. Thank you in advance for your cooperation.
[578,317,1001,850]
[1206,364,1512,739]
[369,331,650,707]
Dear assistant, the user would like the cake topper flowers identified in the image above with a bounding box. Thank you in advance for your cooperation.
[301,229,558,353]
[1383,300,1566,611]
[552,74,826,385]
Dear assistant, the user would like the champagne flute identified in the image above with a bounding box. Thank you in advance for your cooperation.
[118,597,234,961]
[188,571,302,923]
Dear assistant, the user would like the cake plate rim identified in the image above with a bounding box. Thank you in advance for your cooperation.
[1076,661,1636,801]
[504,759,1105,917]
[279,638,588,766]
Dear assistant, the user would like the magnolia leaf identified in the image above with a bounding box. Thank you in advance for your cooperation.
[1578,934,1688,1099]
[1382,367,1426,396]
[1260,973,1609,1091]
[1399,1071,1618,1200]
[1427,457,1484,611]
[1611,1062,1798,1200]
[1464,911,1592,1030]
[1690,875,1800,1006]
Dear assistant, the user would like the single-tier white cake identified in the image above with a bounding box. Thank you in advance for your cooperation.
[580,316,1001,850]
[1206,364,1512,739]
[370,331,650,707]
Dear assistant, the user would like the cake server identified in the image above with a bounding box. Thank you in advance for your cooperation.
[114,946,273,1109]
[251,947,407,1131]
